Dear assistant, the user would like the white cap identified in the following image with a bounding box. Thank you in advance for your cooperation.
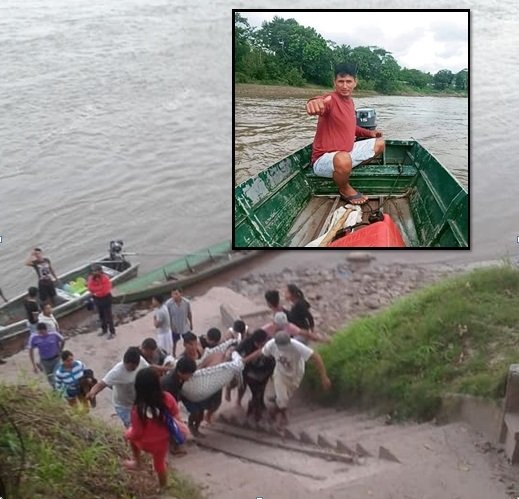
[273,311,288,326]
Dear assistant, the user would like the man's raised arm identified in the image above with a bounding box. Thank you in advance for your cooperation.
[306,95,332,116]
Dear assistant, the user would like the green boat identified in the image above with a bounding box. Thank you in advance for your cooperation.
[234,140,468,248]
[112,240,261,303]
[0,253,139,344]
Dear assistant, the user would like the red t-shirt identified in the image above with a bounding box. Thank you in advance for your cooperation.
[125,391,179,447]
[310,92,373,165]
[87,273,112,298]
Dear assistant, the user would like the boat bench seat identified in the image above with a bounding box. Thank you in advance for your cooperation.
[304,164,417,179]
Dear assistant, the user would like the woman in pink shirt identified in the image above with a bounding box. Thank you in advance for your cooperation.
[124,367,186,490]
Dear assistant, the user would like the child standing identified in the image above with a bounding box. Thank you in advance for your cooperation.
[124,367,185,490]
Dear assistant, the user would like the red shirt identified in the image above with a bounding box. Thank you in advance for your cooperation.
[125,392,179,447]
[87,273,112,298]
[310,92,373,165]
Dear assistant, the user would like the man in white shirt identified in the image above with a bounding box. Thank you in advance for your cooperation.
[152,295,173,355]
[86,346,148,427]
[261,331,331,427]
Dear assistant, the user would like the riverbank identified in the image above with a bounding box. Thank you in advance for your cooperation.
[1,260,518,498]
[235,83,467,99]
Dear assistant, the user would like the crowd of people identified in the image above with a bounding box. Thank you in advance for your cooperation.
[19,253,332,492]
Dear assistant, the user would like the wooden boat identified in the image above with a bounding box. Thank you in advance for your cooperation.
[234,139,468,248]
[112,240,261,303]
[0,255,139,344]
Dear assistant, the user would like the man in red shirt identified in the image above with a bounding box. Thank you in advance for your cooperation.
[306,63,385,205]
[87,264,116,339]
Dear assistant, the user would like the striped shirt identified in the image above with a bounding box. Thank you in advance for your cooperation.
[55,360,85,396]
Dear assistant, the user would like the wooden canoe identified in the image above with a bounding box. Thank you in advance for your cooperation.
[112,240,261,303]
[0,257,139,344]
[234,140,468,248]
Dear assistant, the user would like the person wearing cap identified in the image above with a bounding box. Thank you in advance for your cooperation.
[87,264,116,339]
[258,330,331,428]
[262,311,324,344]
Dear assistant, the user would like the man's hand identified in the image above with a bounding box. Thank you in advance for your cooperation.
[306,96,331,116]
[371,130,383,138]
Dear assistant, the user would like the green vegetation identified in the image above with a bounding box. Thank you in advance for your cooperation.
[0,384,202,499]
[306,265,519,421]
[235,13,468,96]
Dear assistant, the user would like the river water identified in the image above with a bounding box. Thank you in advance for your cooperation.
[0,0,232,297]
[1,0,519,299]
[235,95,468,187]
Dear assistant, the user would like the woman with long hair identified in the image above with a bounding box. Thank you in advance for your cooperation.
[123,367,186,490]
[285,284,317,344]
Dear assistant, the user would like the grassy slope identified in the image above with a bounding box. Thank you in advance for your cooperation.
[0,384,202,499]
[306,265,519,421]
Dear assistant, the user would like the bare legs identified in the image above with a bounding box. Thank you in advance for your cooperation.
[332,138,385,205]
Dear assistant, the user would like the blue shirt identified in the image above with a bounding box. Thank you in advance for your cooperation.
[55,360,85,396]
[29,332,63,360]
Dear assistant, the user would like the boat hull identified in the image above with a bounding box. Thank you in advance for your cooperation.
[112,240,261,303]
[234,140,468,248]
[0,258,139,344]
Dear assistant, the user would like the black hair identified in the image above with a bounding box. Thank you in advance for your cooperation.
[60,350,73,361]
[171,287,183,294]
[207,327,221,343]
[176,356,197,375]
[232,320,246,334]
[250,328,268,345]
[134,367,167,423]
[287,284,304,301]
[182,331,197,344]
[152,294,164,304]
[334,63,357,79]
[123,346,142,365]
[34,247,42,252]
[28,286,38,297]
[265,290,280,308]
[141,337,157,350]
[237,328,268,355]
[36,322,47,331]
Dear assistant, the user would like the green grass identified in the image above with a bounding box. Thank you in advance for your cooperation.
[0,384,203,499]
[306,264,519,421]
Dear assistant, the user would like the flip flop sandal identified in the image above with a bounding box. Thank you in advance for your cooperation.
[340,191,368,205]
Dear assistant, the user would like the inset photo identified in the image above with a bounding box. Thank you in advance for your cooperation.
[233,10,469,249]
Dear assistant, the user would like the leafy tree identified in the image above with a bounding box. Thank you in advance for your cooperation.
[374,51,401,93]
[455,69,468,91]
[234,13,466,95]
[433,69,454,90]
[234,13,252,74]
[400,68,432,89]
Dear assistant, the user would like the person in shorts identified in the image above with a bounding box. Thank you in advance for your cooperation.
[25,247,58,305]
[306,62,385,205]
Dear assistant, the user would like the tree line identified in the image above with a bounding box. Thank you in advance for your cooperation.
[235,14,468,95]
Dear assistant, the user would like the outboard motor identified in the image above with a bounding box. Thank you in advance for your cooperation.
[109,240,127,272]
[356,107,377,130]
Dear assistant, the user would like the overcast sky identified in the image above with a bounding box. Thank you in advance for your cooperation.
[240,10,469,74]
